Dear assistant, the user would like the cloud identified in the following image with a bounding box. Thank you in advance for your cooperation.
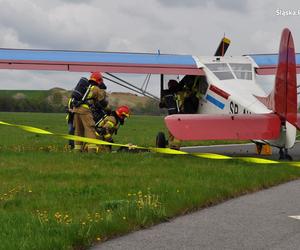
[157,0,249,12]
[0,0,299,94]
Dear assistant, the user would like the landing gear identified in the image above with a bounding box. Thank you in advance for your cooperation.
[156,132,168,148]
[256,143,263,154]
[279,148,293,161]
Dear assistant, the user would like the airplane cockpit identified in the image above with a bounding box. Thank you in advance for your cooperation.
[159,74,209,114]
[198,55,254,82]
[204,62,253,81]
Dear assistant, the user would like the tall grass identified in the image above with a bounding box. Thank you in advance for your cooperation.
[0,112,300,249]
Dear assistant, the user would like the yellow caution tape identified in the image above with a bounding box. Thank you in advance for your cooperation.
[149,147,188,155]
[192,153,232,160]
[288,162,300,168]
[235,157,279,164]
[0,120,298,166]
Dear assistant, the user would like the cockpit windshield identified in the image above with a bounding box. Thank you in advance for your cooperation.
[229,63,252,80]
[205,63,253,80]
[205,63,234,80]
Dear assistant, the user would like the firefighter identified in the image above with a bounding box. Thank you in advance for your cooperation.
[94,105,130,152]
[159,79,185,150]
[66,98,75,149]
[72,72,107,152]
[159,79,183,115]
[66,78,108,150]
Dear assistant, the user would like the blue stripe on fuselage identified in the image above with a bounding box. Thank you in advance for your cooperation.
[206,94,225,109]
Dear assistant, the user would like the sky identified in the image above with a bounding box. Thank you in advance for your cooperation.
[0,0,299,96]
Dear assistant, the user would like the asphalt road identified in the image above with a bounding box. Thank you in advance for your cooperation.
[91,180,300,250]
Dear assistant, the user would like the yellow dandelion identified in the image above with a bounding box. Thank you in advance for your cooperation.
[28,190,32,193]
[96,237,101,241]
[123,216,126,220]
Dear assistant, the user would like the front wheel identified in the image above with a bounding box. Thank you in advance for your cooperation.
[156,132,167,148]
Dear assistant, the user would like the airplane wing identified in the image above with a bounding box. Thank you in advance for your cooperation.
[165,114,281,141]
[0,48,204,75]
[247,53,300,75]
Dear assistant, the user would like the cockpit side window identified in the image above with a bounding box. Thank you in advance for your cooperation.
[229,63,252,80]
[205,63,234,80]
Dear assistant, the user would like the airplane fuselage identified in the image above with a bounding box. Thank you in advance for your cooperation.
[191,55,294,148]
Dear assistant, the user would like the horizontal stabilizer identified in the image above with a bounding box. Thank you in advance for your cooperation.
[165,114,281,141]
[0,48,204,75]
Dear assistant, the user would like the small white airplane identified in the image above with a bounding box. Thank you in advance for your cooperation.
[0,28,299,160]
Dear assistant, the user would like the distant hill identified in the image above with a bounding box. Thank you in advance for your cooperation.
[0,88,162,115]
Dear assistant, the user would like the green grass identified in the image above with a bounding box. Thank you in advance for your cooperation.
[0,112,300,250]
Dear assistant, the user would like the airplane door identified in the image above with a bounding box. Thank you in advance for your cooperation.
[196,76,209,113]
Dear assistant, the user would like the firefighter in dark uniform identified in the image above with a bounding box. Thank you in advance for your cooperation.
[72,72,107,152]
[159,80,185,150]
[94,106,130,152]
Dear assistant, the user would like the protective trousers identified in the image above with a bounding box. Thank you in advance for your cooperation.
[73,112,97,152]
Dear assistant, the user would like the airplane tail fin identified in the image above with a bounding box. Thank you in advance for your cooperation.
[256,28,297,147]
[257,28,297,123]
[273,28,297,125]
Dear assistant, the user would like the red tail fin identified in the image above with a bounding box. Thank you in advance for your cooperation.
[274,28,297,125]
[259,28,297,125]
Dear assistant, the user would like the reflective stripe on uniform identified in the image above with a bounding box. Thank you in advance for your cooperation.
[74,144,82,151]
[106,121,115,128]
[81,104,90,109]
[104,134,111,139]
[87,144,97,149]
[87,86,95,99]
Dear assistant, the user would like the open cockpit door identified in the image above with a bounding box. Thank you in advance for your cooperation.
[159,73,209,114]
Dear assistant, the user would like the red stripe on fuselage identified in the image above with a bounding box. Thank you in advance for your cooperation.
[209,84,230,99]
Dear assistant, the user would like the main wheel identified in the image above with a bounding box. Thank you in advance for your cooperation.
[156,132,167,148]
[279,148,293,161]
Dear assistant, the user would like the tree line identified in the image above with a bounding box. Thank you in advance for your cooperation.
[0,95,165,115]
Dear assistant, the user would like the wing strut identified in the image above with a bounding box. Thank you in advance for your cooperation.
[104,73,159,101]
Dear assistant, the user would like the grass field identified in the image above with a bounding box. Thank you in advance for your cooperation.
[1,112,300,250]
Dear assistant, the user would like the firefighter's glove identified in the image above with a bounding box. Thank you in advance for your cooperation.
[96,127,106,136]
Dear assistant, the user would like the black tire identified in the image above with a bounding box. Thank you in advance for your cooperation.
[156,132,167,148]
